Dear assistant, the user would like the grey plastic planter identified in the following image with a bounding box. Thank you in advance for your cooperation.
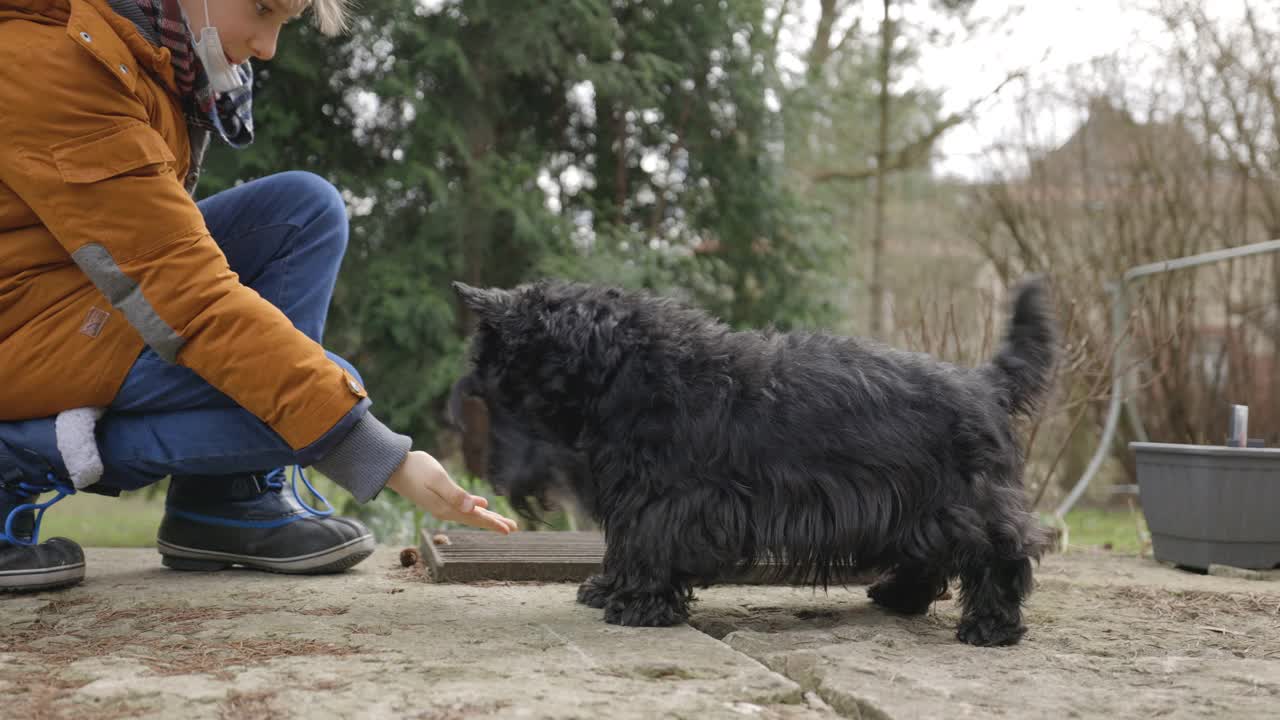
[1131,442,1280,570]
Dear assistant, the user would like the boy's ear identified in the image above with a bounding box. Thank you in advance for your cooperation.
[452,282,513,317]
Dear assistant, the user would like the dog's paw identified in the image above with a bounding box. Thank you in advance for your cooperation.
[956,614,1026,647]
[603,594,689,627]
[866,574,942,616]
[577,574,615,609]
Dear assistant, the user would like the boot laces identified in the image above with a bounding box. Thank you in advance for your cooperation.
[1,473,75,547]
[262,464,334,518]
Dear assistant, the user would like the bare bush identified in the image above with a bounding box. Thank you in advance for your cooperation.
[956,2,1280,502]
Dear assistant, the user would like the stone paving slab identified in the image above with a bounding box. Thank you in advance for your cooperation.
[4,547,1278,719]
[1,548,824,720]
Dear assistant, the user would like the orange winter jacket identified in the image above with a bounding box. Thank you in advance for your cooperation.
[0,0,409,499]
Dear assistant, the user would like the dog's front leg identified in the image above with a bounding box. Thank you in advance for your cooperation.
[576,571,617,609]
[596,517,694,627]
[603,571,692,627]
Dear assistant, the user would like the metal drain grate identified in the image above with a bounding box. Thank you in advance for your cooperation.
[420,530,878,585]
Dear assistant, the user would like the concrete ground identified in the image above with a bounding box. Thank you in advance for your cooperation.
[2,547,1278,719]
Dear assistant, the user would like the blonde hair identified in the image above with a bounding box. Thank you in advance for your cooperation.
[303,0,353,36]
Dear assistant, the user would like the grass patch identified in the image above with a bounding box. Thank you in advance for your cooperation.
[38,490,164,547]
[1059,507,1149,554]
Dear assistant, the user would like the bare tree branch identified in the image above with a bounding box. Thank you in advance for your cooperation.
[769,0,794,50]
[806,0,848,81]
[812,70,1026,184]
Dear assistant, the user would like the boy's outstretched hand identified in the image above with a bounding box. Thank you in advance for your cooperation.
[385,450,519,534]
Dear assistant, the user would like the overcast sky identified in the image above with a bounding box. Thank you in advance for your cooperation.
[915,0,1176,179]
[776,0,1200,180]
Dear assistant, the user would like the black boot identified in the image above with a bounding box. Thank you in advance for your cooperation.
[157,467,375,574]
[1,464,85,593]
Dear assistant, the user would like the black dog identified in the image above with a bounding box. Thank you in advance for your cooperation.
[449,277,1055,646]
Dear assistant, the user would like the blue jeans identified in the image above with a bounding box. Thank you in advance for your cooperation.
[0,171,357,492]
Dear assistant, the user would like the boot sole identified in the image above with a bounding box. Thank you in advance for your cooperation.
[0,561,86,592]
[156,533,376,575]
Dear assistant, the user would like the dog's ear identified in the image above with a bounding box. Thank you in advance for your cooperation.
[446,374,477,428]
[452,281,513,318]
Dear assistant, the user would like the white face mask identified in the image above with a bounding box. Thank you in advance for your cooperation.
[191,0,246,95]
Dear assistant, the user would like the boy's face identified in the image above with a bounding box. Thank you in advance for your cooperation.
[181,0,308,63]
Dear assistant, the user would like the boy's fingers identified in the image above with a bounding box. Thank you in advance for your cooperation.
[473,509,511,534]
[429,480,475,514]
[473,507,518,534]
[492,509,517,530]
[426,487,515,533]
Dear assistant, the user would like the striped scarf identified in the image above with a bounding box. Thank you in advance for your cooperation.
[131,0,255,150]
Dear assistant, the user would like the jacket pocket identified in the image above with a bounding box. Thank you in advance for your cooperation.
[50,120,176,184]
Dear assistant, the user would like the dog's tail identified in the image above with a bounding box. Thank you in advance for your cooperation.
[985,275,1056,417]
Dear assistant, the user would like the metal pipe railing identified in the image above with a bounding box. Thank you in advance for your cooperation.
[1054,237,1280,520]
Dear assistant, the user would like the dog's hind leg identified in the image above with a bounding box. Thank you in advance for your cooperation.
[867,564,949,615]
[955,553,1033,646]
[867,511,953,615]
[951,493,1041,647]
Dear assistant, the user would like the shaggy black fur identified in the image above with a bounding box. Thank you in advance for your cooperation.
[449,277,1056,646]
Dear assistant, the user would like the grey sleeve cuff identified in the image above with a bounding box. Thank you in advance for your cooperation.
[312,412,413,503]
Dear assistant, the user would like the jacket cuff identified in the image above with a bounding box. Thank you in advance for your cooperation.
[311,412,412,503]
